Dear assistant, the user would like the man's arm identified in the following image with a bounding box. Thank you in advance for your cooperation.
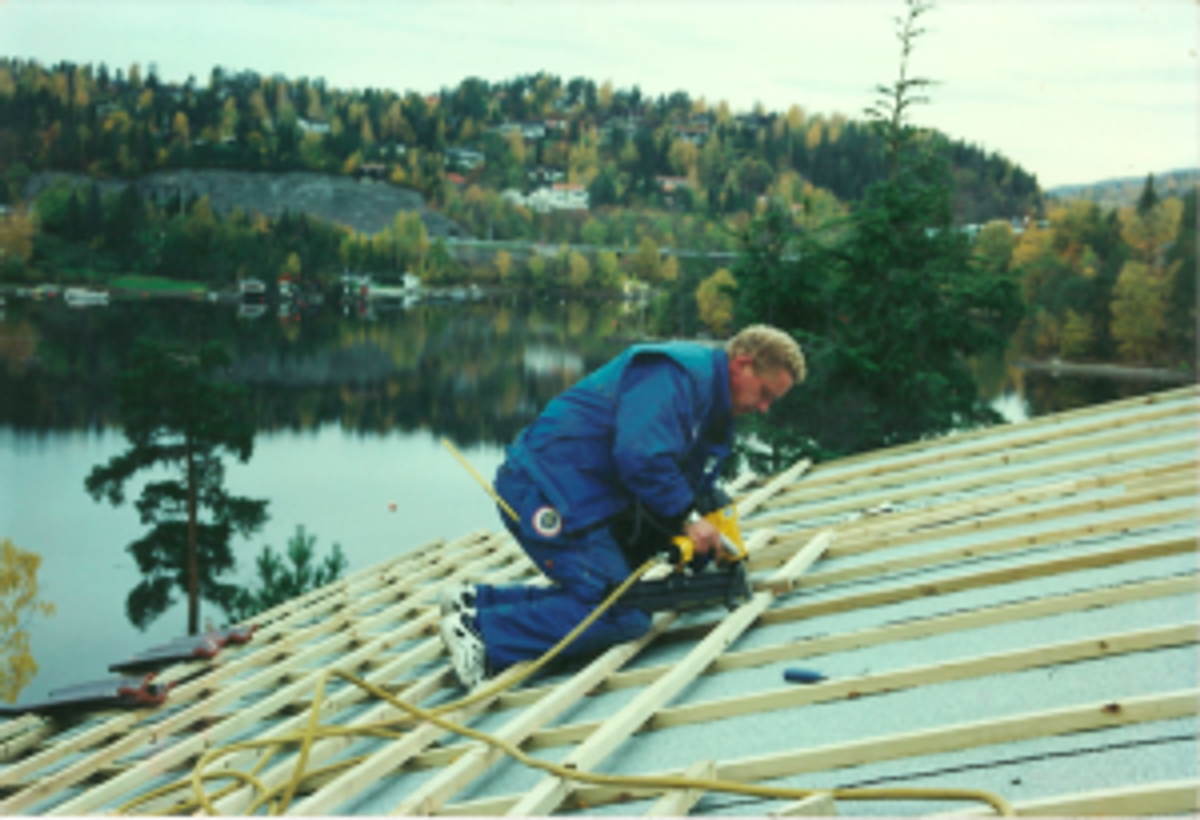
[611,356,717,555]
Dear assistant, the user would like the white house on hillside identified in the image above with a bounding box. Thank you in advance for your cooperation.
[502,184,589,213]
[445,147,486,170]
[528,166,567,184]
[525,183,589,213]
[497,121,546,140]
[298,118,331,135]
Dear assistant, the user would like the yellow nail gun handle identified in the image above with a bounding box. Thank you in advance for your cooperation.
[668,498,747,569]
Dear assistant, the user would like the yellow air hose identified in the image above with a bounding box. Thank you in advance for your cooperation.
[116,444,1014,816]
[118,555,1013,817]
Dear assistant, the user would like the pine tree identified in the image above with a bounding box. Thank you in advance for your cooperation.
[223,526,346,622]
[85,340,268,634]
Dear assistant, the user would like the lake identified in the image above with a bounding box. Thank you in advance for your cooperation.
[0,293,1173,703]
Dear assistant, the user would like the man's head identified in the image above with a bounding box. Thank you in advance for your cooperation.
[725,325,806,416]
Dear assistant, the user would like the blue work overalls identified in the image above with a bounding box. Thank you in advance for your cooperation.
[476,343,733,671]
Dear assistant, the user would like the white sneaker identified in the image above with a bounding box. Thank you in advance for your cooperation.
[439,612,488,689]
[438,581,478,619]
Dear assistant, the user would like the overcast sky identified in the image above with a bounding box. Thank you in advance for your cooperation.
[2,1,1196,189]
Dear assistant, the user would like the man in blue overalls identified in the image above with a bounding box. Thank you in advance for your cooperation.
[439,325,805,688]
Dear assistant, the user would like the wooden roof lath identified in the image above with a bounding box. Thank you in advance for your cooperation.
[0,385,1196,816]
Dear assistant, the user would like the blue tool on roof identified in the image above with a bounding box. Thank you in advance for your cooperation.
[784,668,827,684]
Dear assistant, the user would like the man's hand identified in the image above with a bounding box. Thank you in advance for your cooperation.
[684,518,720,559]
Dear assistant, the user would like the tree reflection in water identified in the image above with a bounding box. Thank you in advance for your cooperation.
[0,296,635,443]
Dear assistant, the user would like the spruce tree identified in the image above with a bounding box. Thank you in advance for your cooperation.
[1136,173,1159,216]
[732,0,1023,467]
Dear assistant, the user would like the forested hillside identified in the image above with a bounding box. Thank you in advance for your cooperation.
[1048,169,1198,211]
[1,56,1190,376]
[0,58,1041,231]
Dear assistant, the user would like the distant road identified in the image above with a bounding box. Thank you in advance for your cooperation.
[442,236,742,261]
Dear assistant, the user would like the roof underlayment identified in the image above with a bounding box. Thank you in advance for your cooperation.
[1,385,1197,816]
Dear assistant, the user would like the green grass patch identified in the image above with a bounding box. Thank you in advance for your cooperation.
[110,275,206,293]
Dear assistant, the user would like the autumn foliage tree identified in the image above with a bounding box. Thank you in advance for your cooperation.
[629,235,662,283]
[695,267,736,335]
[0,207,36,281]
[1,538,55,703]
[1007,174,1192,369]
[1110,189,1183,363]
[1163,188,1196,366]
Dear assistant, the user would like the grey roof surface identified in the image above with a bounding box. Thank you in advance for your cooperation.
[0,385,1196,816]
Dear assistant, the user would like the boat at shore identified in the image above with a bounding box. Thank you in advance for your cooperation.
[239,278,267,298]
[63,287,110,307]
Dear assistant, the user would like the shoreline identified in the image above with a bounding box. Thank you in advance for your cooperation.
[1015,358,1196,384]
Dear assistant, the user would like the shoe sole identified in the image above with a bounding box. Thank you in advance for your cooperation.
[439,615,485,689]
[438,586,477,619]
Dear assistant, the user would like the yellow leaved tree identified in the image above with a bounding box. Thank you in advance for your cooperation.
[1120,197,1183,269]
[695,268,738,336]
[629,236,662,284]
[1110,262,1169,363]
[493,249,513,283]
[567,251,591,289]
[1111,197,1183,364]
[0,206,36,281]
[1,538,55,703]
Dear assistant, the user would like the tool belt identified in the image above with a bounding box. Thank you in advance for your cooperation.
[609,502,684,568]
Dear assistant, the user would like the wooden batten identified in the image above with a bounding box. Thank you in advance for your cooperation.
[1,386,1195,817]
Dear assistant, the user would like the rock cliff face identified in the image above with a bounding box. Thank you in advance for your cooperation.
[24,170,465,238]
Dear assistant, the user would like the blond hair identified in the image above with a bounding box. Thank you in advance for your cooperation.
[727,325,806,383]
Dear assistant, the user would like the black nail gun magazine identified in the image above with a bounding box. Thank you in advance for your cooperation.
[620,489,753,613]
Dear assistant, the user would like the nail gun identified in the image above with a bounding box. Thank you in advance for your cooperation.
[666,489,747,569]
[618,488,753,613]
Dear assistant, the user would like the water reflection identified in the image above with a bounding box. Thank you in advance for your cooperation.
[972,353,1174,423]
[0,296,1187,701]
[2,296,644,697]
[0,296,635,445]
[4,293,1183,447]
[1021,370,1173,416]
